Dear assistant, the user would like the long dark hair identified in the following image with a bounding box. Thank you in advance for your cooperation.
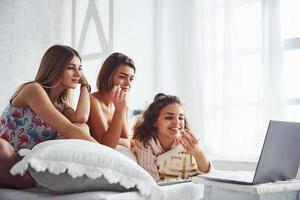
[133,93,190,146]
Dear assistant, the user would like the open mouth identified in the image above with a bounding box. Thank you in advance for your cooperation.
[169,127,180,134]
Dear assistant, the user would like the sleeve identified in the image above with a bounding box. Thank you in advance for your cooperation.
[197,160,215,174]
[134,140,160,181]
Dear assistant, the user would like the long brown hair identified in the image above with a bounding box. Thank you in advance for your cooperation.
[96,52,135,92]
[10,45,81,104]
[133,93,190,146]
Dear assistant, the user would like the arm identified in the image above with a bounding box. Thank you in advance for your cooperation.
[16,83,96,142]
[121,107,129,138]
[118,107,130,148]
[88,92,126,148]
[63,73,90,123]
[180,129,210,173]
[134,140,160,181]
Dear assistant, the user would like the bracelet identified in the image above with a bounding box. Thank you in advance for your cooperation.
[81,83,91,93]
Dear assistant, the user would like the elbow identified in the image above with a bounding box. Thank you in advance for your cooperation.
[73,114,89,123]
[104,142,118,149]
[101,140,118,149]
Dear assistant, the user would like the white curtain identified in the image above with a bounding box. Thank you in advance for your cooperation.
[198,0,284,160]
[155,0,284,160]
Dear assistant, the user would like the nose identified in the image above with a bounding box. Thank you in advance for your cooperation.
[124,78,131,87]
[172,118,180,126]
[74,68,81,77]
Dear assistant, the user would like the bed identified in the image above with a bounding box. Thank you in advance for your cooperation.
[0,182,204,200]
[1,140,204,200]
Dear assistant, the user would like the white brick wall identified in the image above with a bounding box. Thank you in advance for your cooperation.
[0,0,66,110]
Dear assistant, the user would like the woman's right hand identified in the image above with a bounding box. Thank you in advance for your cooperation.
[110,85,127,111]
[79,70,88,84]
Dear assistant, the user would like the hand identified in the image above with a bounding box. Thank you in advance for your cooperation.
[79,70,88,84]
[110,85,127,111]
[180,129,201,155]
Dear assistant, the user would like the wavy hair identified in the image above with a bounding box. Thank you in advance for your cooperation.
[133,93,190,146]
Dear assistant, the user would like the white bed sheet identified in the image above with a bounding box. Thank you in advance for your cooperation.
[0,182,203,200]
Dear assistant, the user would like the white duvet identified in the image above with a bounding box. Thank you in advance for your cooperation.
[0,182,204,200]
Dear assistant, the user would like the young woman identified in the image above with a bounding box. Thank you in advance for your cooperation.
[133,93,211,181]
[87,52,135,149]
[0,45,97,189]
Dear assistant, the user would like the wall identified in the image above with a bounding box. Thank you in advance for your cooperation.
[113,0,156,110]
[0,0,261,171]
[0,0,66,111]
[0,0,156,119]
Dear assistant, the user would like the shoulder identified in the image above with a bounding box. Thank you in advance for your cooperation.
[90,92,103,105]
[135,138,155,151]
[12,82,47,107]
[90,94,103,111]
[20,82,46,96]
[90,94,99,103]
[24,82,44,90]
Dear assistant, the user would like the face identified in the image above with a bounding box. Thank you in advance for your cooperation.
[155,103,185,140]
[61,56,82,89]
[112,65,135,92]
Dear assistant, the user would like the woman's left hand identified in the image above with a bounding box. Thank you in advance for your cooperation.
[180,129,201,155]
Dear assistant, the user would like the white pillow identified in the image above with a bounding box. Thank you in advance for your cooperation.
[10,139,162,199]
[116,145,137,162]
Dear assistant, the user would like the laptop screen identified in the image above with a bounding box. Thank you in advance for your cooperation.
[253,120,300,184]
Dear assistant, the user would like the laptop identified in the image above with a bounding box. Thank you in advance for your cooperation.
[198,120,300,185]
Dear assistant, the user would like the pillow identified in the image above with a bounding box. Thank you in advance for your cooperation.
[28,168,132,193]
[116,145,137,163]
[10,139,162,199]
[157,145,199,180]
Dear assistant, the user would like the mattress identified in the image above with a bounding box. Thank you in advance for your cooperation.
[0,182,204,200]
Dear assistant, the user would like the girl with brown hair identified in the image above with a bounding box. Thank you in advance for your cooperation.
[0,44,97,189]
[88,52,135,149]
[133,93,211,181]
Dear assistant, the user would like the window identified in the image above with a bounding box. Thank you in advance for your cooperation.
[201,0,299,160]
[280,0,300,121]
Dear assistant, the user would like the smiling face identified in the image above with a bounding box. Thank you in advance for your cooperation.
[112,65,135,92]
[155,103,185,140]
[61,56,82,89]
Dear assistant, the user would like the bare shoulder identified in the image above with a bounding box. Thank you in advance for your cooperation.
[90,94,101,108]
[13,82,47,107]
[21,82,46,95]
[90,93,107,109]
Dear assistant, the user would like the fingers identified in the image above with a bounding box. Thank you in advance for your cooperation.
[180,129,199,153]
[181,136,192,152]
[181,129,198,146]
[185,129,198,141]
[111,85,122,99]
[79,71,88,84]
[111,85,127,109]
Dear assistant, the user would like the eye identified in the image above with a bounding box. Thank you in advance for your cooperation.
[67,66,75,70]
[164,116,173,120]
[118,75,126,79]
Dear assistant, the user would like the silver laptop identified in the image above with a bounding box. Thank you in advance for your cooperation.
[198,120,300,185]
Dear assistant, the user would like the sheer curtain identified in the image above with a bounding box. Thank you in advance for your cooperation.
[197,0,284,160]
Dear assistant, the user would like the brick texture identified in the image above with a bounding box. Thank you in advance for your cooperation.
[0,0,63,110]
